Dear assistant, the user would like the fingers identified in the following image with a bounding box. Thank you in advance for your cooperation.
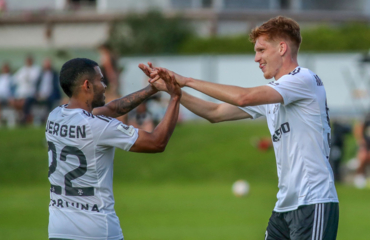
[148,62,154,69]
[157,68,172,82]
[150,74,161,83]
[139,63,161,82]
[138,63,151,77]
[139,63,177,88]
[148,68,167,83]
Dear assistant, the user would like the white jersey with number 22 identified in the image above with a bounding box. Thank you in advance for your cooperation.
[46,105,138,240]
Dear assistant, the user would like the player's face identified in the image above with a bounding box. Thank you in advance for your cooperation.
[254,35,282,80]
[91,66,107,108]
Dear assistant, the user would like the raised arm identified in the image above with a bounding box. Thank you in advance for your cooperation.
[151,68,283,107]
[129,68,181,153]
[93,83,157,118]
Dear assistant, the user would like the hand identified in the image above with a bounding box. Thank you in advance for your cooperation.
[151,79,169,92]
[138,62,155,78]
[149,67,188,88]
[139,62,167,92]
[155,67,182,98]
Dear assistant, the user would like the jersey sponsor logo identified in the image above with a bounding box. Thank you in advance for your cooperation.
[117,124,135,136]
[272,122,291,142]
[314,75,323,86]
[289,67,300,75]
[46,121,86,139]
[49,198,100,212]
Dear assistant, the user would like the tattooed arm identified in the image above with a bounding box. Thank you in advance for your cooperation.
[92,85,158,118]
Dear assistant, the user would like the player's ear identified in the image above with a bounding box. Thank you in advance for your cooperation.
[279,42,288,56]
[82,79,91,92]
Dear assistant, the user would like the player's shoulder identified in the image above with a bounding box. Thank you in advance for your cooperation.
[280,66,318,85]
[49,105,114,126]
[48,104,67,117]
[81,110,115,125]
[286,66,312,79]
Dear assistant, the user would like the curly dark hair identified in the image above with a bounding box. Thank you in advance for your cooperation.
[59,58,98,97]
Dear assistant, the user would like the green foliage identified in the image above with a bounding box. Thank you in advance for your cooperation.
[108,11,194,55]
[300,24,370,52]
[178,23,370,54]
[178,35,254,54]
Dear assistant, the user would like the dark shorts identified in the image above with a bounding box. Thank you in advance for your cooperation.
[265,202,339,240]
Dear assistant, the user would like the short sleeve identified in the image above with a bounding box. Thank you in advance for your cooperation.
[97,119,139,151]
[266,74,312,106]
[238,105,267,119]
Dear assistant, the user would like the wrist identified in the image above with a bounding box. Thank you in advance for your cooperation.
[148,84,159,94]
[170,93,181,101]
[184,77,193,87]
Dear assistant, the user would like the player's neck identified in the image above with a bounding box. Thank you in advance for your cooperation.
[274,59,299,81]
[66,97,93,112]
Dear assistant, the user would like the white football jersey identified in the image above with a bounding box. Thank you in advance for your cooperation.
[240,67,338,212]
[46,105,139,240]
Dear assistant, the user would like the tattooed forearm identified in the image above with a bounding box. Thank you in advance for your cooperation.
[110,85,157,117]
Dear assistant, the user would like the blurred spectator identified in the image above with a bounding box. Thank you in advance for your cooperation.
[127,101,154,132]
[98,43,126,123]
[329,121,352,182]
[0,0,6,13]
[0,62,15,125]
[98,43,120,94]
[145,92,165,125]
[0,62,13,103]
[13,55,41,121]
[22,58,61,125]
[353,113,370,188]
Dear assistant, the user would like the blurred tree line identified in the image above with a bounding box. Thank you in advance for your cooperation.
[107,11,370,55]
[107,11,194,55]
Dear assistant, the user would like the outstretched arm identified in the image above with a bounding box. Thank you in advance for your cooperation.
[181,91,251,123]
[185,78,283,107]
[151,68,283,107]
[93,85,158,118]
[140,62,251,122]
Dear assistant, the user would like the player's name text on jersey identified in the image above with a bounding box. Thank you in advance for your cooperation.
[46,120,86,139]
[49,198,100,212]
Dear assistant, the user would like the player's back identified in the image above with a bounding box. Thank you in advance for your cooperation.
[46,105,136,240]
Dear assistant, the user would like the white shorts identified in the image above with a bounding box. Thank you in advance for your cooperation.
[48,207,124,240]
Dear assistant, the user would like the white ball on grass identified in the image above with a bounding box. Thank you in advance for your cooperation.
[232,180,250,197]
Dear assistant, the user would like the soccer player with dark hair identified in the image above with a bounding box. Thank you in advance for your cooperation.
[146,16,339,240]
[47,58,181,240]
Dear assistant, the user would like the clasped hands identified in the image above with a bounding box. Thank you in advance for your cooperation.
[138,62,187,97]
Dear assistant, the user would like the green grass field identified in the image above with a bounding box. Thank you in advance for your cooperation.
[0,122,369,239]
